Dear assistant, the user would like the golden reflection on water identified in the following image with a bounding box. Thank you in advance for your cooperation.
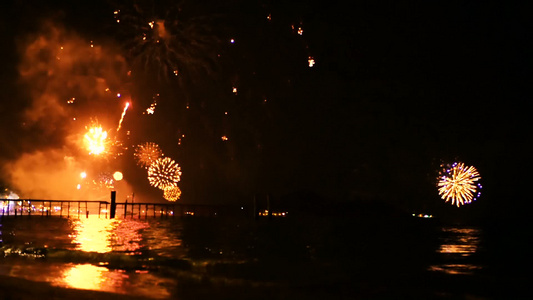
[56,217,172,298]
[69,216,148,253]
[61,264,117,290]
[437,228,480,257]
[430,227,482,275]
[70,217,114,252]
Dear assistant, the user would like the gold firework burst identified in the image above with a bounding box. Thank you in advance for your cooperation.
[437,162,482,207]
[134,142,164,168]
[163,186,181,201]
[147,157,182,190]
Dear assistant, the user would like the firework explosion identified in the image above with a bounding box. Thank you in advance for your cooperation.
[438,162,482,207]
[114,1,221,81]
[3,1,316,202]
[84,125,109,156]
[134,142,164,169]
[147,157,182,190]
[163,186,181,201]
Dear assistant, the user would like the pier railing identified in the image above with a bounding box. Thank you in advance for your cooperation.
[0,193,284,219]
[0,198,210,219]
[0,199,250,219]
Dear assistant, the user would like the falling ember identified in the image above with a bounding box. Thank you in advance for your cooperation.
[145,94,158,115]
[438,162,482,207]
[232,87,237,94]
[147,157,182,190]
[221,136,228,141]
[116,102,130,132]
[84,126,109,155]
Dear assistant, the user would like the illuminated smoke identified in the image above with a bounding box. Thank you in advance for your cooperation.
[2,20,132,200]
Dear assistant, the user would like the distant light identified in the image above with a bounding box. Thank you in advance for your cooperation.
[308,56,315,67]
[80,172,87,179]
[230,38,235,43]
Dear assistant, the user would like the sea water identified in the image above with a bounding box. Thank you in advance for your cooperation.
[0,213,527,299]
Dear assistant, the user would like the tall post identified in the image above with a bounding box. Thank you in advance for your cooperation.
[253,195,258,220]
[110,191,116,219]
[124,200,128,218]
[267,194,272,219]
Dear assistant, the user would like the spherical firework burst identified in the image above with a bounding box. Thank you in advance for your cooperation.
[163,186,181,201]
[134,142,164,168]
[147,157,182,190]
[437,162,482,207]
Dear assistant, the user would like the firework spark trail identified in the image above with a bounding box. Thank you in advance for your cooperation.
[438,162,482,207]
[117,102,130,132]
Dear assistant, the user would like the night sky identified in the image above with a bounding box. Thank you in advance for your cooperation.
[0,1,530,220]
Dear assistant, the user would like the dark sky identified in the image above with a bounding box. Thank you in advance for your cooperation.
[0,1,530,218]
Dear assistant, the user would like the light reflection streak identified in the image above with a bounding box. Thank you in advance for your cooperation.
[69,216,147,253]
[429,227,483,275]
[61,264,119,291]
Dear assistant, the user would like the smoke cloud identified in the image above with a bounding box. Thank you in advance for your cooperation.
[2,20,133,200]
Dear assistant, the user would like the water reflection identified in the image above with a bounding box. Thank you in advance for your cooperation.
[69,216,147,253]
[0,217,195,298]
[61,264,118,290]
[51,263,172,298]
[429,226,483,275]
